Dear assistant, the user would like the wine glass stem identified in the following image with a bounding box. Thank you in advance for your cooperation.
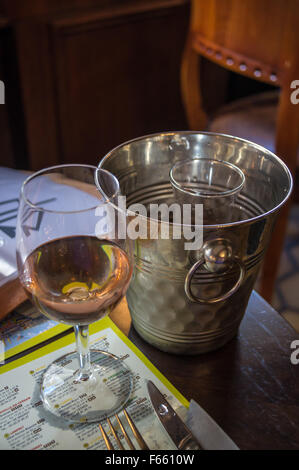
[74,324,92,381]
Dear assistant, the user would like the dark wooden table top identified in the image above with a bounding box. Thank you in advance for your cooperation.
[111,291,299,450]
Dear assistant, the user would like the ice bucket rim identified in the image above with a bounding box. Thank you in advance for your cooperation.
[98,130,293,229]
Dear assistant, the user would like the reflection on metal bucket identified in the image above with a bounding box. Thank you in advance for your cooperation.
[100,132,292,355]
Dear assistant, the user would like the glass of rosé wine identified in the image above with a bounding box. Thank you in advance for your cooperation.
[16,164,134,423]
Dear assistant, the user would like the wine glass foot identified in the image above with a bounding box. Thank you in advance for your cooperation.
[40,349,133,423]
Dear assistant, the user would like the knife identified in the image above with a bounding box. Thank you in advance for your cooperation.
[147,380,202,450]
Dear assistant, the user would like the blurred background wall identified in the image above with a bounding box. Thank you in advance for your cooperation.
[0,0,191,170]
[0,0,275,171]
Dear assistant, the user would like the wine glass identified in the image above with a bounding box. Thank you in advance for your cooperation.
[16,164,134,423]
[170,158,245,224]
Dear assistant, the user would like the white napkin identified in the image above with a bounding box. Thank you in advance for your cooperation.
[186,399,239,450]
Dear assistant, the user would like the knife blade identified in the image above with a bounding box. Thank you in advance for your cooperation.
[147,380,202,450]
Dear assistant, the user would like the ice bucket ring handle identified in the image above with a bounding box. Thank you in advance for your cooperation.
[184,238,246,304]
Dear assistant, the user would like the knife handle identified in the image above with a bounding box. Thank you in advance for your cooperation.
[179,435,202,450]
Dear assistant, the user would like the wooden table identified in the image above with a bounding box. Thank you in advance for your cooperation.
[111,291,299,450]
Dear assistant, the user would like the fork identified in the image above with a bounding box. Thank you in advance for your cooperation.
[99,409,149,450]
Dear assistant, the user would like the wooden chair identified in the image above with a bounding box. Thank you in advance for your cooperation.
[181,0,299,303]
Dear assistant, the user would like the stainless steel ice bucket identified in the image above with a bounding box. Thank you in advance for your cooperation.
[99,132,292,354]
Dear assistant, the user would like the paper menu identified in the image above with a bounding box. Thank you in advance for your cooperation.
[0,301,71,360]
[0,317,189,450]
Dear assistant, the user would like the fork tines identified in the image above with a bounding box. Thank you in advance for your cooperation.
[99,409,149,450]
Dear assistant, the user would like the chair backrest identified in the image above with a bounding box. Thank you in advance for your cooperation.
[189,0,299,87]
[181,0,299,168]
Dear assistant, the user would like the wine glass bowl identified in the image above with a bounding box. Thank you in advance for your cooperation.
[19,235,132,326]
[16,164,134,422]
